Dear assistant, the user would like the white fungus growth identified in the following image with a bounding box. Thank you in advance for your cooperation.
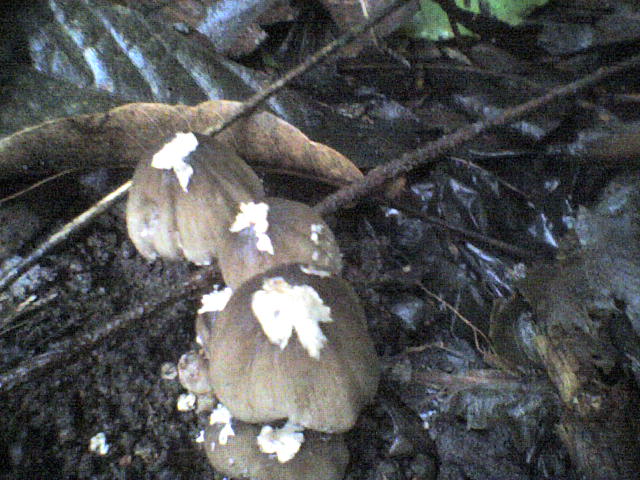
[229,202,274,255]
[151,132,199,192]
[195,430,206,443]
[299,264,332,277]
[198,286,233,314]
[89,432,110,456]
[210,404,235,446]
[256,421,305,463]
[251,277,333,359]
[177,392,197,411]
[309,223,323,244]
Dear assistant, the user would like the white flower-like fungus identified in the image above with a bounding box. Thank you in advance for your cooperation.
[89,432,110,456]
[151,132,199,192]
[177,392,197,411]
[198,286,233,314]
[229,202,274,255]
[256,421,305,463]
[210,404,235,446]
[251,277,333,359]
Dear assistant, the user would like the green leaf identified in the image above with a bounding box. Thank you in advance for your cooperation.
[413,0,549,40]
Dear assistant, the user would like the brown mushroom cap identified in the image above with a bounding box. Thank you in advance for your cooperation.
[201,263,380,433]
[126,133,264,265]
[217,197,343,289]
[204,420,349,480]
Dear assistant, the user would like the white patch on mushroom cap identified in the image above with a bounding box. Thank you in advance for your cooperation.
[251,277,333,359]
[210,404,235,445]
[151,132,199,192]
[309,223,323,244]
[299,264,332,277]
[198,286,233,314]
[89,432,110,456]
[177,392,197,411]
[256,421,304,463]
[229,202,274,255]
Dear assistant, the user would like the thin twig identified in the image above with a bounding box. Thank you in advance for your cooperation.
[314,52,640,216]
[0,169,78,206]
[415,280,494,355]
[0,181,132,292]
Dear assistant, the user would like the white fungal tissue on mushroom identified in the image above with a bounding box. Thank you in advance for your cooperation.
[177,392,197,411]
[198,286,233,314]
[151,132,199,192]
[309,223,323,244]
[210,403,235,446]
[299,264,332,277]
[89,432,110,456]
[256,421,305,463]
[251,277,333,359]
[229,202,274,255]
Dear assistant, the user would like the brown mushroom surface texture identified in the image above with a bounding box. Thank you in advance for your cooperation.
[217,197,343,289]
[204,420,349,480]
[200,263,380,433]
[126,132,265,265]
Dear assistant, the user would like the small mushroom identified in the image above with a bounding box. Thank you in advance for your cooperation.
[200,263,380,433]
[177,350,212,395]
[217,197,343,289]
[204,418,349,480]
[126,132,264,265]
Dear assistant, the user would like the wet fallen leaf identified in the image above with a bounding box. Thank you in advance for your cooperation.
[0,99,363,186]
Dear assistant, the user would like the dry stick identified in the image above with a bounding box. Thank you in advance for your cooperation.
[314,52,640,216]
[0,0,410,295]
[0,169,78,206]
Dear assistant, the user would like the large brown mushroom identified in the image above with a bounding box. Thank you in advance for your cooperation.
[216,197,343,289]
[199,263,380,433]
[204,414,349,480]
[126,132,264,265]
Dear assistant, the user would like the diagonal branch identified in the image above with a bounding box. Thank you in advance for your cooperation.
[314,52,640,215]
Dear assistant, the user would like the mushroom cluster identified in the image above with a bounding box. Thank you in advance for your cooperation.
[126,132,380,479]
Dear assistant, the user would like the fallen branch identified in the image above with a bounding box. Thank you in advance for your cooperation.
[314,52,640,215]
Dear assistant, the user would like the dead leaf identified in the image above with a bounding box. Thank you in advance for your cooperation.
[0,100,363,186]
